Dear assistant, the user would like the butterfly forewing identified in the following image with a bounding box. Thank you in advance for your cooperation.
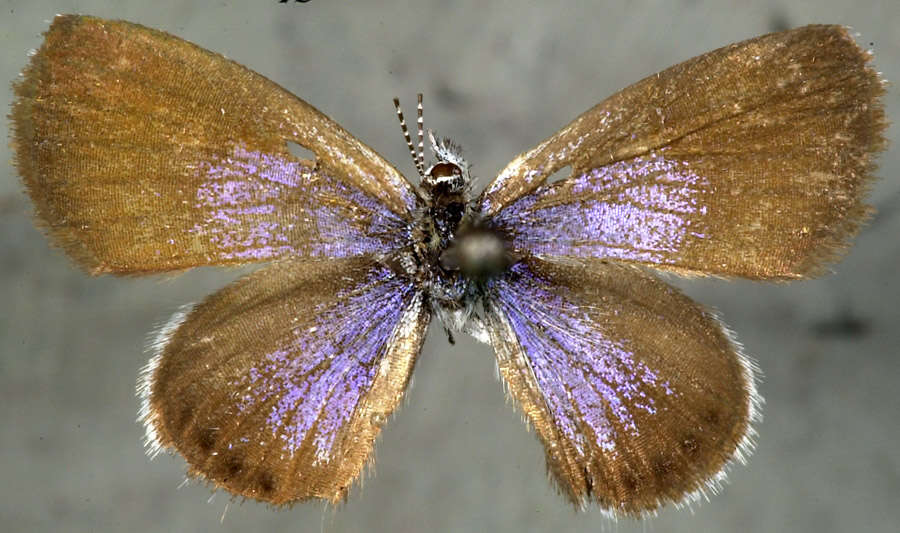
[483,25,886,279]
[483,258,759,516]
[11,15,418,274]
[139,258,429,504]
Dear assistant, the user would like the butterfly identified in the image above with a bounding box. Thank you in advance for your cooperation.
[10,15,885,518]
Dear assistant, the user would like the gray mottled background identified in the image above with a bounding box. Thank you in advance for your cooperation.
[2,1,898,532]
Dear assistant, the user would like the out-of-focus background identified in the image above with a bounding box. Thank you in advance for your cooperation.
[2,1,898,532]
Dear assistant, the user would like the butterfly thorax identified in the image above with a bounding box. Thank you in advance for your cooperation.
[399,138,512,336]
[420,161,468,253]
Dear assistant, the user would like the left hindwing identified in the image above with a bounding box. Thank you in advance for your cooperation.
[140,258,430,505]
[482,258,759,516]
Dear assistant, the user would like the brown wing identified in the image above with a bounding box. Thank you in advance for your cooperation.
[139,258,429,504]
[482,25,885,279]
[11,15,418,275]
[483,258,759,516]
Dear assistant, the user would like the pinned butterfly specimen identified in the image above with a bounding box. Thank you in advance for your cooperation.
[11,15,885,517]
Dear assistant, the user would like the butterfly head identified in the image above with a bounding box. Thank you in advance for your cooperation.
[421,131,471,197]
[392,95,473,199]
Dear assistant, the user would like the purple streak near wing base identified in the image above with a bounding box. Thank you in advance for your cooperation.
[487,261,675,456]
[189,145,412,262]
[483,258,756,512]
[138,257,430,504]
[232,264,419,462]
[488,153,709,265]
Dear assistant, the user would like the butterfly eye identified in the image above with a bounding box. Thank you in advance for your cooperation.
[424,161,464,191]
[429,162,461,179]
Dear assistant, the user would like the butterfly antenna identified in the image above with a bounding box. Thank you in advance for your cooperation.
[416,93,426,172]
[393,97,425,178]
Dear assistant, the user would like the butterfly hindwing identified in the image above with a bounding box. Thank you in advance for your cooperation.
[483,25,885,279]
[11,15,418,275]
[139,258,429,504]
[483,258,759,516]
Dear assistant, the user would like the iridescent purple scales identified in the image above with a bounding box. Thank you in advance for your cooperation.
[232,265,418,462]
[189,145,411,261]
[488,262,675,455]
[489,154,709,264]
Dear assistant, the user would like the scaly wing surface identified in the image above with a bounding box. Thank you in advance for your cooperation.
[12,15,418,274]
[483,258,759,516]
[139,258,429,504]
[483,25,885,279]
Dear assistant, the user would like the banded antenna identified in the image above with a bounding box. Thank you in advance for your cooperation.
[393,94,426,178]
[416,94,425,172]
